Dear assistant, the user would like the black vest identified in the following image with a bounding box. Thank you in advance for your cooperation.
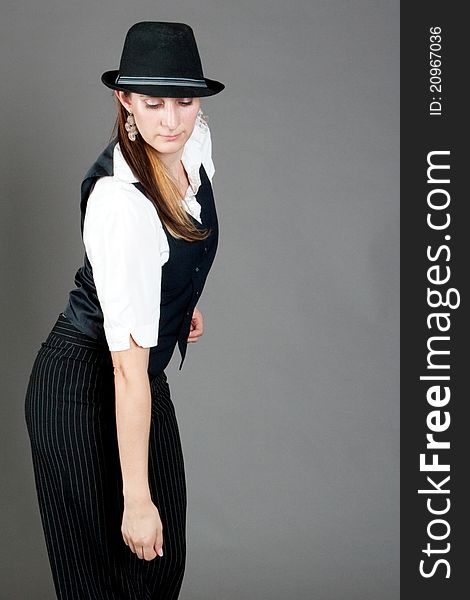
[63,136,219,377]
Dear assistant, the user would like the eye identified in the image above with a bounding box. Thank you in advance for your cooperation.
[144,100,193,109]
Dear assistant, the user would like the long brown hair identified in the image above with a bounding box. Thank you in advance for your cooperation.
[109,92,211,241]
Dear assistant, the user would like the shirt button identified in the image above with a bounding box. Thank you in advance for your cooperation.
[186,311,190,316]
[196,290,199,296]
[195,266,200,272]
[204,247,208,253]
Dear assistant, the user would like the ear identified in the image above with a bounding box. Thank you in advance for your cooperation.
[115,90,133,112]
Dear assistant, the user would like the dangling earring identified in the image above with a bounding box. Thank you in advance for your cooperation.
[196,108,209,133]
[125,111,138,141]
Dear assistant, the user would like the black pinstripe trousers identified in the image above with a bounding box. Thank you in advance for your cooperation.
[24,313,187,599]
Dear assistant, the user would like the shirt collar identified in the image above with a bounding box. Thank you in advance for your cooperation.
[113,122,210,196]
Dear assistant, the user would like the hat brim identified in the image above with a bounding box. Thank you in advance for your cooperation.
[101,70,225,97]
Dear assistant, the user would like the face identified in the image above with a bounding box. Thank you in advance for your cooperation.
[116,91,201,156]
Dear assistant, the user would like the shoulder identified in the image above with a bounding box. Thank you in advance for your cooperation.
[86,176,158,224]
[89,176,136,205]
[83,176,169,260]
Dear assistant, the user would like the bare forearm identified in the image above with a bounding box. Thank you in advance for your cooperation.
[114,371,152,503]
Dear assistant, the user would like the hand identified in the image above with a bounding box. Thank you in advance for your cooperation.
[121,497,164,561]
[187,306,204,343]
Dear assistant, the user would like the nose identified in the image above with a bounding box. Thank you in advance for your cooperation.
[161,102,179,131]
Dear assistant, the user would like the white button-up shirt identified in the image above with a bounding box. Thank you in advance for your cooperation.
[83,123,215,351]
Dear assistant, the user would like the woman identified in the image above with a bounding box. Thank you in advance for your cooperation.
[24,21,224,599]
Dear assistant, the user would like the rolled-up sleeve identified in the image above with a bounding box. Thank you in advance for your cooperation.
[83,177,169,351]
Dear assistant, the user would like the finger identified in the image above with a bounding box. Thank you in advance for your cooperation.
[188,327,203,337]
[154,534,164,557]
[192,320,204,333]
[143,545,158,561]
[193,310,203,324]
[190,316,203,331]
[128,540,137,554]
[188,328,203,340]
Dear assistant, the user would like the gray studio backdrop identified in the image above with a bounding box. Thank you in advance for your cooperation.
[1,1,399,598]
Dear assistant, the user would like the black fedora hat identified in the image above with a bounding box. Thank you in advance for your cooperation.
[101,21,225,98]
